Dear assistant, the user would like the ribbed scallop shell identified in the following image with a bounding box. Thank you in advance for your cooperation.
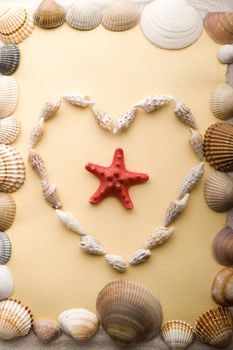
[0,145,25,193]
[218,45,233,64]
[93,0,113,12]
[66,2,102,30]
[212,226,233,266]
[0,76,18,119]
[211,83,233,120]
[0,232,11,264]
[212,267,233,307]
[58,308,99,342]
[0,45,20,75]
[0,193,16,231]
[0,265,13,300]
[203,122,233,172]
[0,299,33,340]
[161,320,194,350]
[96,280,162,345]
[204,12,233,45]
[33,320,62,343]
[102,0,140,32]
[195,306,233,347]
[34,0,66,29]
[0,117,20,144]
[204,171,233,212]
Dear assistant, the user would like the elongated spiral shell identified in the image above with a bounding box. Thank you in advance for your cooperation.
[91,106,112,130]
[113,107,137,133]
[28,149,47,179]
[29,118,45,148]
[55,209,86,235]
[62,93,94,107]
[134,95,174,112]
[41,179,62,209]
[79,235,105,255]
[129,249,151,265]
[164,193,189,227]
[177,163,204,198]
[105,254,127,272]
[39,99,61,121]
[189,128,203,160]
[174,101,197,128]
[145,225,175,249]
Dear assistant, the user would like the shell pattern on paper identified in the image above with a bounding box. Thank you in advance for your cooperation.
[113,107,137,133]
[189,128,203,160]
[39,99,61,121]
[134,95,174,112]
[29,118,45,149]
[145,225,175,250]
[62,93,94,107]
[105,254,127,272]
[55,209,86,236]
[28,149,47,179]
[129,249,151,265]
[177,162,205,198]
[79,235,105,255]
[174,101,197,128]
[164,193,189,227]
[91,106,113,130]
[41,179,62,209]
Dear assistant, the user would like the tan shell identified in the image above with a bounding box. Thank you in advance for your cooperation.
[66,2,102,30]
[29,118,45,148]
[212,267,233,307]
[145,225,175,249]
[174,101,197,128]
[0,193,16,231]
[161,320,194,350]
[195,306,233,347]
[113,107,137,133]
[28,149,47,179]
[91,106,113,130]
[129,249,151,265]
[104,254,127,272]
[212,226,233,266]
[189,128,203,160]
[134,95,174,112]
[204,12,233,45]
[33,320,62,343]
[0,231,11,264]
[0,117,20,145]
[79,235,105,255]
[39,99,61,121]
[34,0,66,29]
[164,193,189,227]
[96,280,162,344]
[56,209,86,235]
[177,163,204,198]
[0,76,18,118]
[211,83,233,120]
[41,179,62,209]
[102,0,140,31]
[218,45,233,64]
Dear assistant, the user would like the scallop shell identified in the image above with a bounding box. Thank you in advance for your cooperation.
[129,249,151,265]
[0,117,20,145]
[102,0,140,32]
[41,179,62,209]
[204,171,233,212]
[203,122,233,172]
[212,267,233,307]
[66,2,102,30]
[177,163,204,198]
[211,83,233,120]
[212,226,233,266]
[29,118,45,148]
[56,210,86,235]
[195,306,233,347]
[0,299,33,340]
[39,99,61,121]
[0,232,11,264]
[79,235,105,255]
[161,320,194,350]
[91,106,113,131]
[93,0,113,12]
[134,95,174,112]
[145,225,175,250]
[96,280,162,344]
[0,265,13,300]
[33,320,62,343]
[0,145,25,193]
[174,101,197,128]
[140,0,203,49]
[204,12,233,45]
[104,254,127,272]
[189,129,203,160]
[0,44,20,75]
[58,308,99,342]
[113,107,137,133]
[34,0,66,29]
[0,193,16,232]
[0,76,18,118]
[218,45,233,64]
[62,93,94,107]
[28,149,47,179]
[163,193,189,227]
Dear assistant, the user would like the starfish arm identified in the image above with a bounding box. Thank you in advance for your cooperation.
[85,163,107,178]
[89,182,111,204]
[111,148,126,169]
[123,171,149,185]
[116,186,133,209]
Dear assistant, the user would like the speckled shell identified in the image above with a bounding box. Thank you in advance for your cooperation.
[0,299,33,340]
[134,95,174,112]
[189,128,203,160]
[79,235,105,255]
[164,193,189,227]
[34,0,66,29]
[33,320,62,343]
[161,320,194,350]
[212,226,233,266]
[28,149,47,179]
[39,99,61,121]
[0,232,11,265]
[56,209,86,235]
[0,265,13,300]
[212,267,233,307]
[105,254,127,272]
[177,163,204,198]
[195,306,233,347]
[204,12,233,45]
[41,179,62,209]
[102,0,140,32]
[145,226,175,250]
[66,2,102,30]
[96,280,162,345]
[129,249,151,265]
[113,107,137,133]
[218,45,233,64]
[0,193,16,231]
[174,101,197,128]
[58,308,99,342]
[211,83,233,120]
[0,45,20,75]
[62,93,94,107]
[29,118,45,148]
[0,76,18,119]
[91,106,113,130]
[0,117,20,145]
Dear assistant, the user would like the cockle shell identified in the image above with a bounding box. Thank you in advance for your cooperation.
[0,193,16,232]
[212,226,233,266]
[0,76,18,118]
[134,95,174,112]
[33,320,62,343]
[96,280,162,344]
[0,117,20,145]
[0,145,25,193]
[161,320,194,350]
[62,93,94,107]
[0,299,33,340]
[177,163,204,198]
[164,193,189,227]
[0,232,11,264]
[174,101,197,128]
[93,0,113,12]
[58,308,99,342]
[66,2,102,31]
[104,254,127,272]
[34,0,66,29]
[140,0,203,49]
[145,225,175,250]
[195,306,233,347]
[129,0,153,12]
[204,12,233,45]
[0,266,13,300]
[210,83,233,120]
[29,118,44,149]
[189,129,203,160]
[56,210,86,235]
[0,44,20,76]
[28,149,47,179]
[129,249,151,265]
[102,0,140,32]
[91,106,112,130]
[218,45,233,64]
[79,235,105,255]
[39,99,61,121]
[212,267,233,307]
[204,171,233,212]
[113,107,137,133]
[41,179,62,209]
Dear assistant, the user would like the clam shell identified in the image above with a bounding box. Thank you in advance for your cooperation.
[140,0,203,49]
[0,299,33,340]
[0,265,13,300]
[204,12,233,45]
[212,226,233,266]
[211,83,233,120]
[56,209,86,236]
[66,2,102,30]
[161,320,194,350]
[0,193,16,231]
[204,171,233,212]
[212,267,233,307]
[0,117,20,145]
[195,306,233,347]
[203,122,233,172]
[33,320,62,343]
[189,128,203,160]
[218,45,233,64]
[41,179,62,209]
[58,308,99,342]
[34,0,66,29]
[0,145,25,193]
[104,254,127,272]
[0,76,18,119]
[96,280,162,344]
[0,232,11,264]
[0,44,20,75]
[102,0,140,32]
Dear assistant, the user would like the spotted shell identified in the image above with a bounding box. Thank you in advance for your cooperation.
[134,95,174,112]
[0,232,11,264]
[66,2,102,30]
[177,162,204,198]
[212,267,233,307]
[104,254,127,272]
[0,117,20,145]
[33,320,62,343]
[34,0,66,29]
[113,107,137,133]
[62,93,94,107]
[28,149,47,179]
[212,226,233,266]
[218,45,233,64]
[189,128,203,160]
[204,12,233,45]
[39,99,61,121]
[91,106,113,131]
[145,225,175,250]
[0,44,20,76]
[161,320,194,350]
[210,83,233,121]
[0,193,16,231]
[164,193,189,227]
[41,179,62,209]
[0,76,18,119]
[174,101,197,128]
[56,209,86,235]
[79,235,105,255]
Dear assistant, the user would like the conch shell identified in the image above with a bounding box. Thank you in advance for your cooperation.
[164,193,189,226]
[29,118,45,149]
[56,209,86,235]
[91,106,113,130]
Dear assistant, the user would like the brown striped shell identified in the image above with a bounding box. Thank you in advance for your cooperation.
[161,320,194,350]
[204,12,233,45]
[0,193,16,231]
[212,226,233,266]
[212,267,233,307]
[34,0,66,29]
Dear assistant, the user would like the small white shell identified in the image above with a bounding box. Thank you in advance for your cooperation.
[189,128,203,160]
[174,101,197,128]
[134,95,174,112]
[39,99,61,121]
[164,193,189,227]
[0,265,13,300]
[218,45,233,64]
[105,254,127,272]
[145,225,175,249]
[56,209,86,236]
[29,118,45,149]
[177,163,205,199]
[66,2,102,30]
[41,179,62,209]
[62,93,94,107]
[79,235,105,255]
[129,249,151,265]
[91,106,113,130]
[161,320,195,350]
[28,149,47,179]
[113,107,137,133]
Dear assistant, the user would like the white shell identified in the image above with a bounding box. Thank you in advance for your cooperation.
[113,107,137,133]
[177,163,205,199]
[145,225,175,249]
[129,249,151,265]
[66,2,102,30]
[79,235,105,255]
[91,106,113,130]
[174,101,197,128]
[164,193,189,227]
[0,266,13,300]
[129,0,153,12]
[29,118,44,149]
[62,93,94,107]
[189,128,203,160]
[218,45,233,64]
[105,254,127,272]
[134,95,174,112]
[39,99,61,121]
[140,0,203,49]
[0,117,20,145]
[56,209,86,236]
[93,0,113,12]
[0,76,18,118]
[161,320,195,350]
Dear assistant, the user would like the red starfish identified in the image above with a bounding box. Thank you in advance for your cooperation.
[85,148,149,209]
